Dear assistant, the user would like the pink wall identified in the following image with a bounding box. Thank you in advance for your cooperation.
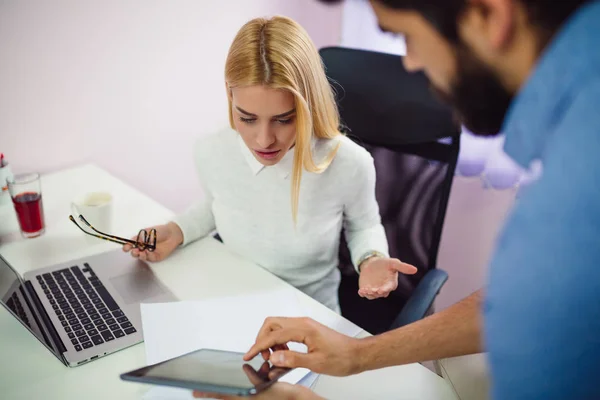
[435,176,517,311]
[0,0,342,213]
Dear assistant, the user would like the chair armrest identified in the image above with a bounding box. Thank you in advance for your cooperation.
[389,269,448,330]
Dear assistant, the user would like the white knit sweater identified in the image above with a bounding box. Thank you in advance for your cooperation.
[172,128,389,312]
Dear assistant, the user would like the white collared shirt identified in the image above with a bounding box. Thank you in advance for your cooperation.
[172,128,389,312]
[237,133,294,179]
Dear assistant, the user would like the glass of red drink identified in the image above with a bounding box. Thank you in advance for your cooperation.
[6,173,46,238]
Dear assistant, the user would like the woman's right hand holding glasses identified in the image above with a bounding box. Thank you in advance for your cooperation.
[122,222,184,262]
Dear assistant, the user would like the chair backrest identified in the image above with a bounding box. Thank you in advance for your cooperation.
[320,47,461,333]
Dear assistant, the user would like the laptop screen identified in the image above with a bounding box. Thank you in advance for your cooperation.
[0,255,59,357]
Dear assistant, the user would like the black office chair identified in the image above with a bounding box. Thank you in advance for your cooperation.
[319,47,461,335]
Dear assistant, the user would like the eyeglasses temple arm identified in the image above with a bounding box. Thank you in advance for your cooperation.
[69,216,130,246]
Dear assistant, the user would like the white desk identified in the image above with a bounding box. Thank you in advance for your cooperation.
[0,164,457,400]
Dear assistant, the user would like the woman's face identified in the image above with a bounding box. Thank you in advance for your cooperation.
[230,85,297,166]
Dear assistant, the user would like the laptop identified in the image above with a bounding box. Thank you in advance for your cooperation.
[0,249,177,367]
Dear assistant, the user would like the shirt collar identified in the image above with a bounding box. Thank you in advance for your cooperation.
[275,146,294,180]
[238,134,264,175]
[237,134,294,180]
[501,1,600,168]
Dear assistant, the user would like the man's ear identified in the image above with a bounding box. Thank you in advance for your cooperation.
[459,0,516,52]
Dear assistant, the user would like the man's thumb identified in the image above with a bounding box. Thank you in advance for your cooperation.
[270,350,312,369]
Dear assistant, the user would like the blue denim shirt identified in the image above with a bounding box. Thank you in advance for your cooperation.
[484,1,600,399]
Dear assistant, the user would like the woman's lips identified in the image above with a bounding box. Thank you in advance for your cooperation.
[254,149,281,160]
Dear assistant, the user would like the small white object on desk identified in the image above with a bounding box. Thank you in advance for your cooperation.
[71,191,114,233]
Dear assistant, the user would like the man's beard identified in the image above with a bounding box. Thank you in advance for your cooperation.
[432,45,514,137]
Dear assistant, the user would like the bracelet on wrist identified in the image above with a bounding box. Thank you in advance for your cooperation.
[357,251,386,273]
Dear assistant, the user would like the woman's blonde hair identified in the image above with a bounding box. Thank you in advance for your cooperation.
[225,16,341,223]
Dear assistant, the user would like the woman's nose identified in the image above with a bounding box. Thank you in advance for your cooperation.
[255,126,276,149]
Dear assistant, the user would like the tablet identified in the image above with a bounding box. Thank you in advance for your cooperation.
[120,348,292,396]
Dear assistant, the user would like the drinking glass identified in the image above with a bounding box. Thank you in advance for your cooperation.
[7,173,46,238]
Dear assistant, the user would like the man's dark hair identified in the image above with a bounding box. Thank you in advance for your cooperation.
[319,0,591,46]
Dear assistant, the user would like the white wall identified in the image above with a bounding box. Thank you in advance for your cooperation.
[340,0,405,55]
[0,0,342,212]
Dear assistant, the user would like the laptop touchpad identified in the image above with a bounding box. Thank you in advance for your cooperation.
[109,269,166,304]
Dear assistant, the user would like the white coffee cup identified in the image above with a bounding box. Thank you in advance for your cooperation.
[71,191,113,233]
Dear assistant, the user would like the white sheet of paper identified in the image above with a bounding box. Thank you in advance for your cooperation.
[141,290,309,399]
[140,290,362,399]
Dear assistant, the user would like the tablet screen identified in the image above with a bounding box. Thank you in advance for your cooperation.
[136,349,289,390]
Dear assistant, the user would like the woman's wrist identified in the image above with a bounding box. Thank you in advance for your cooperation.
[357,251,386,273]
[167,221,184,246]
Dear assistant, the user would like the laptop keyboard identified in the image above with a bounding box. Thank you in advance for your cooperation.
[6,292,31,328]
[36,263,137,352]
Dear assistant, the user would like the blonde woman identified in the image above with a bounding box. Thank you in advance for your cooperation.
[123,16,416,312]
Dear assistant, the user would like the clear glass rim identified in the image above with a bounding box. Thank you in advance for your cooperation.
[6,172,40,186]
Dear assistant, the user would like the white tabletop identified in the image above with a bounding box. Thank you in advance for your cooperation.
[0,164,456,400]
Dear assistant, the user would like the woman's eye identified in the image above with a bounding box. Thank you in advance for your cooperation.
[276,118,294,125]
[240,117,256,124]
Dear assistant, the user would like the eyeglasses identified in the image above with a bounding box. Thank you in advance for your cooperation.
[69,214,156,252]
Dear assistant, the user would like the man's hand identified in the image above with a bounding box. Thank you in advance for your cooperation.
[244,317,362,376]
[243,293,483,381]
[192,363,323,400]
[358,257,417,299]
